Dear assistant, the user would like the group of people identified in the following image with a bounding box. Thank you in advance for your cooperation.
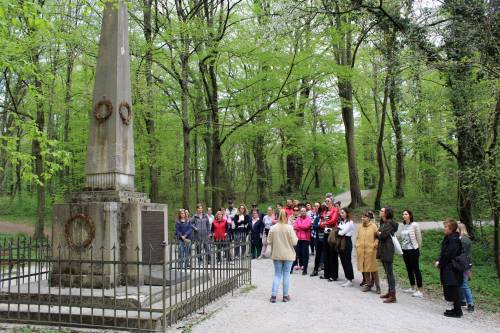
[175,193,475,318]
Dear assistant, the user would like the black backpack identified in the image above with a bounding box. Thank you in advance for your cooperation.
[452,241,472,272]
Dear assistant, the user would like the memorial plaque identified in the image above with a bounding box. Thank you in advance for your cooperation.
[141,210,165,263]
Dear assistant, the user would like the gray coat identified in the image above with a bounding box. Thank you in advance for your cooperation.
[376,219,399,262]
[191,214,211,242]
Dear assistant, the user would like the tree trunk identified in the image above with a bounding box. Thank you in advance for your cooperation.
[253,134,268,203]
[143,0,159,202]
[334,11,363,208]
[33,54,45,240]
[389,75,405,198]
[338,80,364,208]
[374,72,390,211]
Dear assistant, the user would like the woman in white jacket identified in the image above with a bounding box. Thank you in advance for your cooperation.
[400,210,423,297]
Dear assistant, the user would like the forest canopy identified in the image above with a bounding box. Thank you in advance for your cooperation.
[0,0,498,273]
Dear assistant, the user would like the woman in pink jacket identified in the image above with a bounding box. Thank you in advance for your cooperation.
[292,206,312,275]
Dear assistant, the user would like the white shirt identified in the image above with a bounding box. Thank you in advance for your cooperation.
[338,219,354,237]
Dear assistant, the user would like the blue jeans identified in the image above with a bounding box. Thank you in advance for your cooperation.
[178,241,192,268]
[272,260,293,297]
[462,271,474,305]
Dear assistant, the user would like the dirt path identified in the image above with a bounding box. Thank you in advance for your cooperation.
[0,221,51,237]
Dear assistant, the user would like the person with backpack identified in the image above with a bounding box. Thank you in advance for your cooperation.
[377,206,399,303]
[458,223,474,312]
[310,204,327,277]
[435,219,464,318]
[400,210,424,298]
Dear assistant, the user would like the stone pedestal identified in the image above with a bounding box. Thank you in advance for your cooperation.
[51,191,167,288]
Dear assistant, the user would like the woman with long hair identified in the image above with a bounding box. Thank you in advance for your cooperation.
[338,208,355,287]
[267,209,298,303]
[175,209,192,268]
[401,210,424,297]
[458,223,474,312]
[377,206,399,303]
[212,210,229,263]
[234,204,251,258]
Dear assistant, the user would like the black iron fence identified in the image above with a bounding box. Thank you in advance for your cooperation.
[0,237,251,332]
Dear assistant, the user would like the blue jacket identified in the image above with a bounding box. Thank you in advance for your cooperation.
[175,219,193,240]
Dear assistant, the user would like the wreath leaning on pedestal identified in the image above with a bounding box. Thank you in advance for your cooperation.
[64,214,96,249]
[93,99,113,122]
[118,101,132,125]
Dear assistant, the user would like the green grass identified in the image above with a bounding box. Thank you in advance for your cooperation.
[352,189,458,221]
[393,226,500,313]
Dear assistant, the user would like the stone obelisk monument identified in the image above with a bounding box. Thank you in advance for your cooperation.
[51,0,167,288]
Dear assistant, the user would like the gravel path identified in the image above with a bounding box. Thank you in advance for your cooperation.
[176,257,499,333]
[168,191,499,333]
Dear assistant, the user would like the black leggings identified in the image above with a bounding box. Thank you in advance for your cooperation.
[338,236,354,281]
[403,249,423,288]
[313,239,324,272]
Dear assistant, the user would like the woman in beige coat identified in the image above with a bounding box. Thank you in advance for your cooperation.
[355,211,380,293]
[267,209,298,303]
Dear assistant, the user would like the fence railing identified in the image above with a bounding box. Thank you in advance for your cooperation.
[0,237,252,332]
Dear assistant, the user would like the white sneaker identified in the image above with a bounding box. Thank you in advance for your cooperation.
[342,281,353,287]
[403,288,416,293]
[412,290,423,298]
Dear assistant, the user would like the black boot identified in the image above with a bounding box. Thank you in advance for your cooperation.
[310,271,318,277]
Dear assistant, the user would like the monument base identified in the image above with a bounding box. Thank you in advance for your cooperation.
[51,190,167,288]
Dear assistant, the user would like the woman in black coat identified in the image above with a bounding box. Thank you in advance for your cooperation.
[377,206,399,303]
[233,204,251,258]
[435,219,464,318]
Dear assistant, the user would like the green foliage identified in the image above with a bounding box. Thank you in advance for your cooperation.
[393,226,500,312]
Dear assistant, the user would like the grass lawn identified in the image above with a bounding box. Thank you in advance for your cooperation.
[392,226,500,313]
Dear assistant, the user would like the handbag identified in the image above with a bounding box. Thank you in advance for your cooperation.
[327,229,337,246]
[391,234,403,255]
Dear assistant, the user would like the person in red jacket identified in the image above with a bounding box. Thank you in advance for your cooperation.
[284,199,294,218]
[212,210,229,263]
[292,206,312,275]
[320,197,340,281]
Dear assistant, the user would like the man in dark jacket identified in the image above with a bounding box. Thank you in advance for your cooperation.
[435,219,464,318]
[377,206,399,303]
[191,203,211,265]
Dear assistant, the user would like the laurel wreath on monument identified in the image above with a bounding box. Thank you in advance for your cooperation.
[118,101,132,125]
[93,98,113,122]
[64,213,96,249]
